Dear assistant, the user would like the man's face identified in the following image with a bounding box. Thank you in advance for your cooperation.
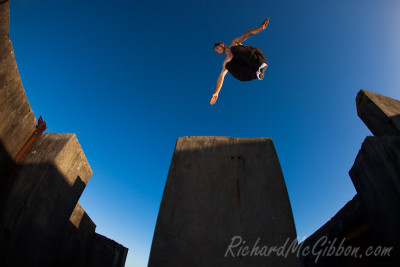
[214,44,225,55]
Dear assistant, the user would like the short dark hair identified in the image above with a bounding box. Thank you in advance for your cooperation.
[214,42,223,49]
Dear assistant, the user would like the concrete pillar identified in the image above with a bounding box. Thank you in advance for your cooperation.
[149,136,299,266]
[356,89,400,136]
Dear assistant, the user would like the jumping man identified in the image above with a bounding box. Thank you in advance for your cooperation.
[210,18,270,105]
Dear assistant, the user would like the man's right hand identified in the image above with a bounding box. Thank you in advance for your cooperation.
[210,93,219,105]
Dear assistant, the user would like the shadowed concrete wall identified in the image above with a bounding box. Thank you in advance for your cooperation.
[57,202,97,267]
[149,136,299,267]
[352,90,400,265]
[301,90,400,267]
[300,195,377,267]
[87,233,129,267]
[0,133,93,266]
[349,136,400,266]
[0,133,128,267]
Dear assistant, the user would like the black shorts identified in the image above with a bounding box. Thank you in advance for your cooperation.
[225,45,267,81]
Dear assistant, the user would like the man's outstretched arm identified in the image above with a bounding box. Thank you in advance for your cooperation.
[210,64,228,105]
[230,18,269,47]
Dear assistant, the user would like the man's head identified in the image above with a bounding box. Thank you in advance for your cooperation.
[214,42,226,55]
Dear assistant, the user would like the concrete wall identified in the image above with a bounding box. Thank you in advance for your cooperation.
[149,136,299,267]
[349,136,400,265]
[0,1,128,266]
[0,0,36,177]
[351,90,400,265]
[300,195,377,267]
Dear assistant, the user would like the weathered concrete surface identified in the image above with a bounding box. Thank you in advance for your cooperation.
[349,136,400,265]
[149,136,299,267]
[356,89,400,136]
[0,133,93,266]
[0,0,36,177]
[87,233,129,267]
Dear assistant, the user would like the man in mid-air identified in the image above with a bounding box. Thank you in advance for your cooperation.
[210,18,269,105]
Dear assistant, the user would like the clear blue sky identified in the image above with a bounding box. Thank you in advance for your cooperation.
[9,0,400,266]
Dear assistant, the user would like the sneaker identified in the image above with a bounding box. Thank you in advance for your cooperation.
[256,63,268,80]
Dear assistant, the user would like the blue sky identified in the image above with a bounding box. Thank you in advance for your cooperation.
[9,0,400,266]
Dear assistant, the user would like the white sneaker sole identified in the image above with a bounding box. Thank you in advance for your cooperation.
[256,63,268,80]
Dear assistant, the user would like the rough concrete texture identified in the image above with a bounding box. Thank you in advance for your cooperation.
[149,136,299,267]
[356,89,400,136]
[349,136,400,265]
[0,0,36,177]
[0,133,93,266]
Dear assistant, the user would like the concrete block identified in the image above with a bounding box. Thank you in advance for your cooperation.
[349,136,400,265]
[149,136,299,266]
[356,89,400,136]
[0,133,93,266]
